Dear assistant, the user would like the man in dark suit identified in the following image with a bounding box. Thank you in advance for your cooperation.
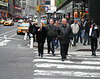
[57,18,73,61]
[46,19,57,56]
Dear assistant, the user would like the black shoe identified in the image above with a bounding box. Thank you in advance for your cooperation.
[92,53,96,56]
[52,53,55,56]
[48,52,50,54]
[41,55,43,57]
[38,54,40,56]
[61,58,65,61]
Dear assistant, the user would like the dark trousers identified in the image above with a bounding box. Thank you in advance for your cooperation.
[73,34,77,46]
[60,43,69,59]
[91,38,98,55]
[38,43,44,55]
[77,32,82,43]
[47,37,55,53]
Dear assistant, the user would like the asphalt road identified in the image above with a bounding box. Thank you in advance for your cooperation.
[0,23,100,79]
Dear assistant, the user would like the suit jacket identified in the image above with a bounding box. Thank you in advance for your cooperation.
[57,24,73,44]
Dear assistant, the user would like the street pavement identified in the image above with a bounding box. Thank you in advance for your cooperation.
[0,23,100,79]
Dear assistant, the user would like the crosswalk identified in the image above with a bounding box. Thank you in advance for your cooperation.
[32,50,100,79]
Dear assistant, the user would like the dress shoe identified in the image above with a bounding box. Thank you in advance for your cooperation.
[52,53,55,56]
[38,54,40,56]
[61,59,65,61]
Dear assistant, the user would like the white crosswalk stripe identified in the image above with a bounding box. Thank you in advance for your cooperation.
[32,50,100,79]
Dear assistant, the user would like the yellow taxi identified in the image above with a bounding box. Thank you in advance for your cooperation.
[0,19,5,24]
[4,20,14,26]
[17,23,29,34]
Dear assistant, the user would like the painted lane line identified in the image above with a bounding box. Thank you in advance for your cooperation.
[8,33,17,39]
[34,63,100,70]
[0,40,11,46]
[35,56,100,61]
[34,70,100,78]
[0,28,17,36]
[33,59,100,65]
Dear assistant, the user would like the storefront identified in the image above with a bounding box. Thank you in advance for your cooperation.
[56,0,87,21]
[13,6,22,16]
[0,1,8,18]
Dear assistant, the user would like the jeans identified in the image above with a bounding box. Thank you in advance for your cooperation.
[47,37,55,53]
[73,34,77,46]
[81,30,85,39]
[77,32,82,43]
[55,40,59,48]
[83,33,90,45]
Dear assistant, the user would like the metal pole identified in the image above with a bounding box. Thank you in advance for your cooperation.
[38,0,41,25]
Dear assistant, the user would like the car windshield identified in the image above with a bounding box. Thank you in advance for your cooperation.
[1,20,5,21]
[5,20,12,22]
[20,23,29,27]
[19,19,23,21]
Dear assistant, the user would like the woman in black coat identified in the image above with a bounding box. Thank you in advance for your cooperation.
[89,23,99,56]
[36,22,46,57]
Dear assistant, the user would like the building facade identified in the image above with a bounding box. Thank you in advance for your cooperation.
[0,0,8,18]
[8,0,22,18]
[56,0,100,25]
[20,0,36,17]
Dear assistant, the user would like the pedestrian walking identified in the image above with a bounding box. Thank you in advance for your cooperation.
[46,19,57,56]
[77,22,83,43]
[29,22,33,38]
[57,18,73,61]
[83,19,90,45]
[71,20,79,46]
[54,20,59,48]
[29,22,36,40]
[81,19,85,39]
[89,23,99,56]
[36,22,46,57]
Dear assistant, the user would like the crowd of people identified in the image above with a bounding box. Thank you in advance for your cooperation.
[28,18,100,61]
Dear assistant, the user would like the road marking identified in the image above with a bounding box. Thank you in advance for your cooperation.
[33,58,100,65]
[34,63,100,70]
[34,70,100,78]
[0,40,11,46]
[0,28,17,36]
[8,33,17,39]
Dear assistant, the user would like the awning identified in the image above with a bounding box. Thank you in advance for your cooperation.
[56,0,72,11]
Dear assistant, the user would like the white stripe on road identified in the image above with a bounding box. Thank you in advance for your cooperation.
[0,40,11,46]
[33,59,100,65]
[8,33,17,39]
[35,55,100,61]
[0,28,17,36]
[34,70,100,78]
[34,63,100,70]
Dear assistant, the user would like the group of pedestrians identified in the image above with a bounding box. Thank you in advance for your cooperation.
[28,18,99,61]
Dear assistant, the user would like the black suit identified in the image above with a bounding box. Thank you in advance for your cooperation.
[57,24,72,59]
[36,27,46,56]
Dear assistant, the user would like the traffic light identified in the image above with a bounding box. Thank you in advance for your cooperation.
[36,5,41,12]
[36,5,48,13]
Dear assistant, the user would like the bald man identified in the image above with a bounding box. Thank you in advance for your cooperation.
[57,18,73,61]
